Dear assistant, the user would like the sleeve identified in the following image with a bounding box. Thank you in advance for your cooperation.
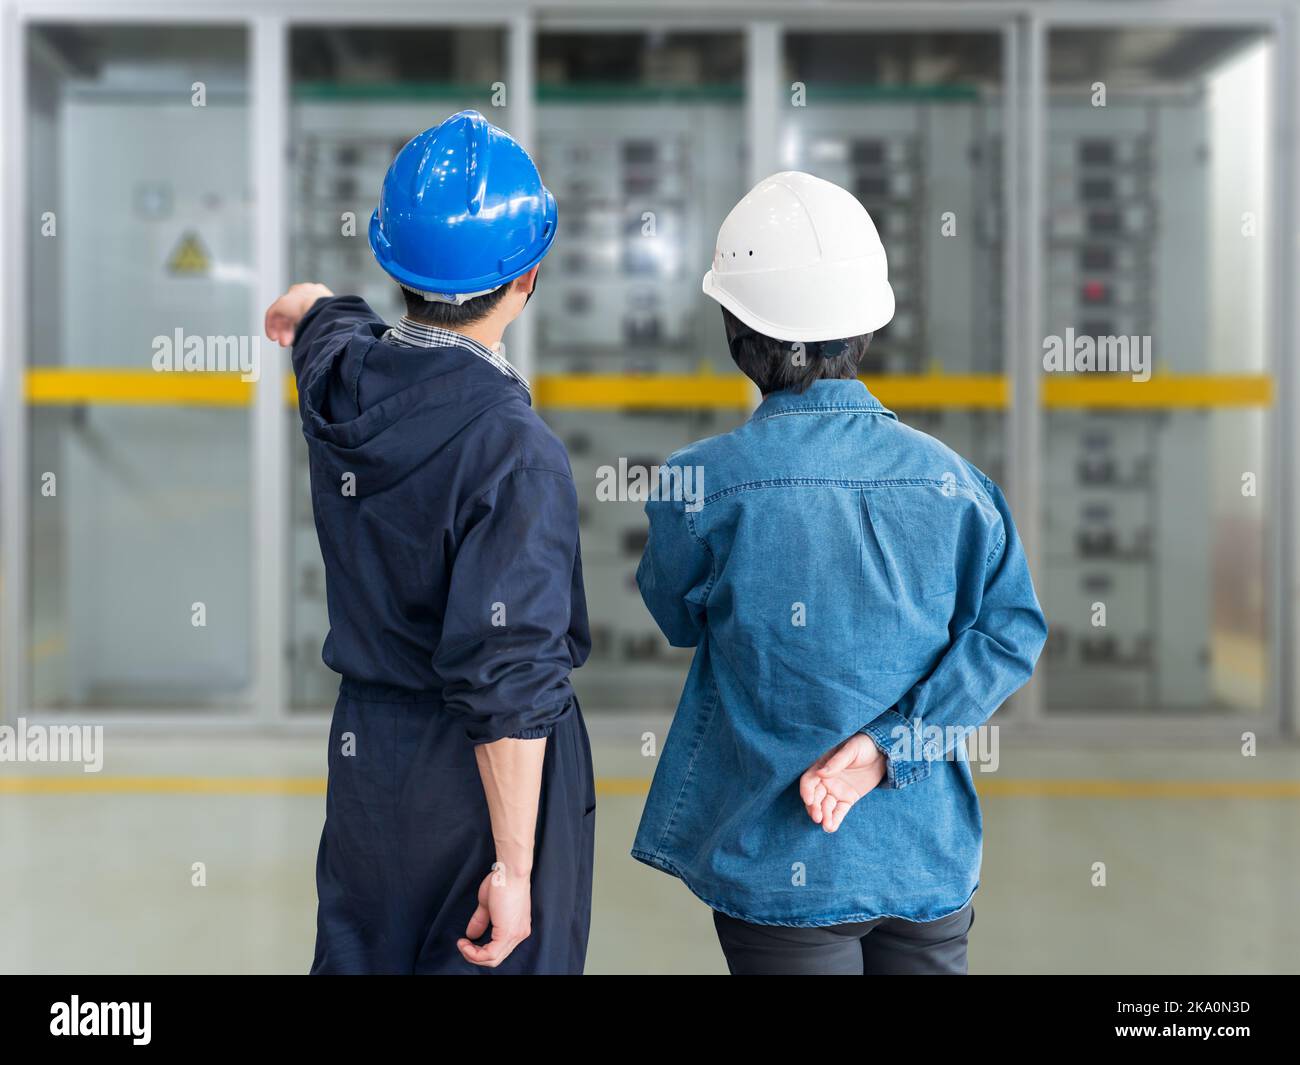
[433,467,583,745]
[291,295,384,383]
[636,476,713,649]
[861,475,1048,789]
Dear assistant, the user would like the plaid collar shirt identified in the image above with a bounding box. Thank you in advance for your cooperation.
[382,316,530,393]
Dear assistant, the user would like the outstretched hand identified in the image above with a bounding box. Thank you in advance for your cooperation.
[263,282,334,347]
[798,733,887,833]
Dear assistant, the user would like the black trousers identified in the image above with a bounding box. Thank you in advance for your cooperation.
[713,904,974,975]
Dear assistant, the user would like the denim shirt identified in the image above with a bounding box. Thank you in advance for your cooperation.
[631,379,1047,926]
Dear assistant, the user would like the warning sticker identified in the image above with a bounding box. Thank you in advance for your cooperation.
[167,231,210,276]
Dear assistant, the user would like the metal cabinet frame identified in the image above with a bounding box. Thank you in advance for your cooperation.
[1,1,1294,738]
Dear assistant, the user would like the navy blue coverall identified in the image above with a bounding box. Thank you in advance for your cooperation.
[292,297,595,975]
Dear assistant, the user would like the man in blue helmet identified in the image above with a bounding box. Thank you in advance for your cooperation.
[263,110,594,974]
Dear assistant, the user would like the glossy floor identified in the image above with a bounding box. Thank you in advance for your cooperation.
[0,719,1297,974]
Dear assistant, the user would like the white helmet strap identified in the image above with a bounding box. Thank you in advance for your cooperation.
[402,282,504,306]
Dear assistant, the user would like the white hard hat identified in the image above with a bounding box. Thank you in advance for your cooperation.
[702,171,895,343]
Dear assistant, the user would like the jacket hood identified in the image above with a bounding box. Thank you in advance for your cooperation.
[297,321,529,496]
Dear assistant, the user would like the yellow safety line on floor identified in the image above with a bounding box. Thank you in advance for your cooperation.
[25,369,1273,411]
[0,776,326,796]
[2,776,1300,799]
[976,778,1300,799]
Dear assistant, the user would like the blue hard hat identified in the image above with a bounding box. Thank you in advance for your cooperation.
[368,110,557,299]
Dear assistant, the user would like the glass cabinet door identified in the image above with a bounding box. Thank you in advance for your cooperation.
[285,25,510,708]
[1039,25,1275,717]
[779,31,1008,484]
[533,30,749,709]
[26,24,253,710]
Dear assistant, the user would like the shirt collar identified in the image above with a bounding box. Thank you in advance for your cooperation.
[383,317,530,393]
[750,379,897,422]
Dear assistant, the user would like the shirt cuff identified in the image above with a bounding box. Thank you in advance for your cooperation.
[860,709,932,790]
[506,725,555,740]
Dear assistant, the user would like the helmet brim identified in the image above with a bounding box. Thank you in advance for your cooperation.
[702,256,895,344]
[368,190,558,298]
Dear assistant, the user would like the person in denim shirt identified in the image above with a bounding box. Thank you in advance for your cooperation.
[631,172,1048,975]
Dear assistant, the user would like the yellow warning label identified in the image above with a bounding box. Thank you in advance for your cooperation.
[167,231,210,275]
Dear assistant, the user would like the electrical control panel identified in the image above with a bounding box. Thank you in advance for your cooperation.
[1042,100,1211,709]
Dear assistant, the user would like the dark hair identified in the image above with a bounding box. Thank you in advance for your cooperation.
[721,307,871,395]
[399,282,512,328]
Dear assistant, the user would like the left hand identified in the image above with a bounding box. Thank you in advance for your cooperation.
[798,733,887,833]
